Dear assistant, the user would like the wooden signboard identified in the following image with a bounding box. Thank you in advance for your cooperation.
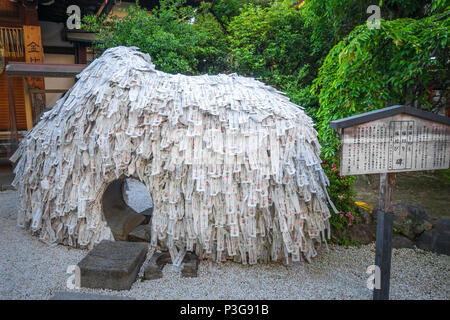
[340,114,450,175]
[330,105,450,301]
[22,25,45,128]
[23,25,45,89]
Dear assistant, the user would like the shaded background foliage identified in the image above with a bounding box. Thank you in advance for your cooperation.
[227,1,318,111]
[83,0,449,237]
[314,13,449,158]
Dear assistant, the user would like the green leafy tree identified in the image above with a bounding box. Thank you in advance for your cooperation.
[228,0,319,110]
[301,0,441,65]
[311,9,449,230]
[210,0,273,25]
[82,0,229,74]
[314,11,449,158]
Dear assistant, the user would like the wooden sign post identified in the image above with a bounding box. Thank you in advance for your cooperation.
[330,105,450,300]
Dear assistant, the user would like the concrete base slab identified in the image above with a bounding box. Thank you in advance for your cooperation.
[49,291,135,300]
[77,240,148,290]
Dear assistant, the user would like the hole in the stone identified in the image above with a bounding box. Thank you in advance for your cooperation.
[102,178,152,242]
[122,178,153,218]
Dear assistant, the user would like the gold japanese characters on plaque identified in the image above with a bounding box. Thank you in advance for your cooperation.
[336,111,450,175]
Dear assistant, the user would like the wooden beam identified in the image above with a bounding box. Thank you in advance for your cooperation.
[96,1,107,17]
[29,89,68,94]
[23,79,33,131]
[43,46,75,55]
[7,76,18,155]
[330,105,450,129]
[76,43,87,64]
[378,173,396,212]
[0,1,23,27]
[96,0,115,17]
[23,4,39,26]
[6,62,86,78]
[65,31,98,43]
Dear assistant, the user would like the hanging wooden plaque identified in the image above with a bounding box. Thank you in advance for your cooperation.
[340,113,450,175]
[23,25,45,89]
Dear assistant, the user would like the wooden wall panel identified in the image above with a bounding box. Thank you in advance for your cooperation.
[0,57,26,131]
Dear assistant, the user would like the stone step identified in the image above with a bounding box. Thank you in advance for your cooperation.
[77,240,148,290]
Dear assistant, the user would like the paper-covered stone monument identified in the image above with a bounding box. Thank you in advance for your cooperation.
[10,46,335,264]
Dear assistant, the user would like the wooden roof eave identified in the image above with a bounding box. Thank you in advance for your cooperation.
[5,62,86,78]
[330,105,450,129]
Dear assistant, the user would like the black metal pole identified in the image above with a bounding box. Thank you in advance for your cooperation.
[373,210,394,300]
[373,173,396,300]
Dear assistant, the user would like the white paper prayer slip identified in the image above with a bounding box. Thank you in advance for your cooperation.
[11,46,335,264]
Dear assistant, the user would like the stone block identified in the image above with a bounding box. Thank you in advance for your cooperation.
[143,251,171,280]
[77,240,148,290]
[392,234,414,249]
[392,203,433,240]
[416,219,450,256]
[143,251,200,279]
[181,253,199,278]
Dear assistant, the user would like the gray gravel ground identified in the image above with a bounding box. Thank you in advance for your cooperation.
[0,189,448,300]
